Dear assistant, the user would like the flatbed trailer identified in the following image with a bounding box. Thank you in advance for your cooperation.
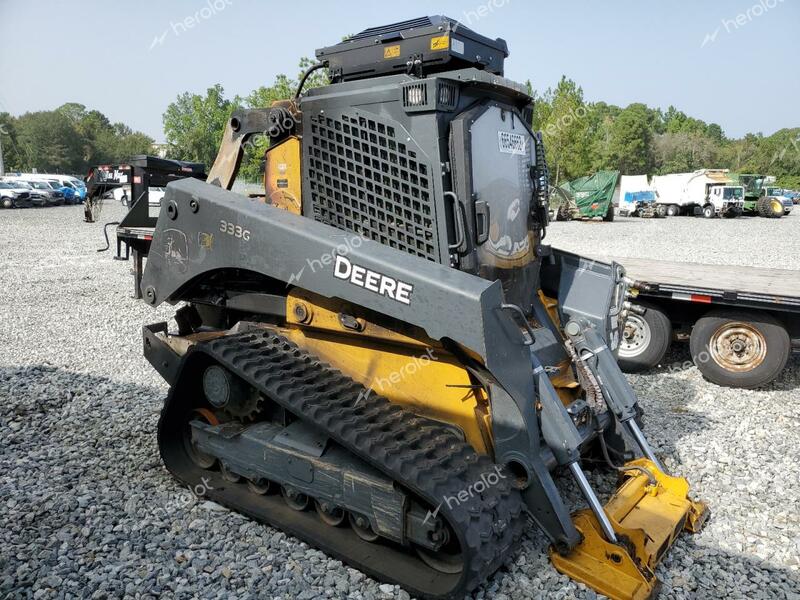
[591,255,800,388]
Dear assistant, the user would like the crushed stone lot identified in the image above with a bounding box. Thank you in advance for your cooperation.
[1,204,799,599]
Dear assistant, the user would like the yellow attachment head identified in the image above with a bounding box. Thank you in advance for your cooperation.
[550,458,708,600]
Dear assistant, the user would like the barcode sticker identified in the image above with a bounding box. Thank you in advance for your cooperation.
[498,131,528,155]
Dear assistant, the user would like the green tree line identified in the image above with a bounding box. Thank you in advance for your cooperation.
[531,76,800,189]
[0,103,154,175]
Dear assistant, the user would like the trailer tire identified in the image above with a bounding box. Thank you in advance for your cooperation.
[617,301,672,372]
[666,204,680,217]
[602,204,615,222]
[690,309,790,388]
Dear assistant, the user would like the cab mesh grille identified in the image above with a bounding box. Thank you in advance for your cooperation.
[306,112,438,261]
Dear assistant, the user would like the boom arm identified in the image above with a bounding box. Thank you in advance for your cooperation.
[206,103,300,189]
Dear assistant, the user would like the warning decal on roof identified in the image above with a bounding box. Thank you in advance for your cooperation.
[430,35,449,51]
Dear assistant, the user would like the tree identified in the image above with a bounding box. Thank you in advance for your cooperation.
[14,110,84,173]
[56,102,89,126]
[54,102,153,167]
[603,103,656,175]
[586,102,621,171]
[237,58,329,181]
[161,58,327,179]
[654,131,721,173]
[534,77,593,183]
[162,84,240,169]
[114,130,156,161]
[0,112,23,171]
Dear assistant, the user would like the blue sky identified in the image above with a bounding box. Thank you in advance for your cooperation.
[1,0,797,142]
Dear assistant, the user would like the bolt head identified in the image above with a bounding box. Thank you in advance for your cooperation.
[564,321,581,337]
[293,302,309,322]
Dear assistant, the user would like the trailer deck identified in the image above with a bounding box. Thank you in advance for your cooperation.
[589,255,800,311]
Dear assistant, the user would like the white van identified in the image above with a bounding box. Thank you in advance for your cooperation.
[13,173,84,188]
[5,173,86,202]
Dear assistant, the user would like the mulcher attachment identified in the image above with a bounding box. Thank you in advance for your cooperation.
[550,458,709,600]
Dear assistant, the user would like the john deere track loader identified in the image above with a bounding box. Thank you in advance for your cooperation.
[124,16,707,599]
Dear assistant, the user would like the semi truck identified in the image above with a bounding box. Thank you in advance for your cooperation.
[653,169,744,218]
[601,255,800,388]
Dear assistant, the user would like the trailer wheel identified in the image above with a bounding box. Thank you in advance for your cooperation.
[602,204,615,222]
[617,301,672,372]
[690,309,790,388]
[666,204,680,217]
[702,204,715,219]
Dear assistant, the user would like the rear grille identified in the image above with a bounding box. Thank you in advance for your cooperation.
[401,81,459,112]
[306,112,438,262]
[437,81,458,110]
[402,83,428,108]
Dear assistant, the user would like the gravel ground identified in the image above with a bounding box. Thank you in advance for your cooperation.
[545,210,800,268]
[1,204,799,600]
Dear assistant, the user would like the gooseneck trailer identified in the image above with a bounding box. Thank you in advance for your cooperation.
[602,256,800,388]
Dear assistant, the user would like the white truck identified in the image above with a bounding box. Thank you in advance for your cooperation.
[653,169,744,218]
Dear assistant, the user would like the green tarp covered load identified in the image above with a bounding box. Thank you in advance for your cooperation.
[559,170,620,218]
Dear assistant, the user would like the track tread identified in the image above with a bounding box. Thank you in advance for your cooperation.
[199,330,526,597]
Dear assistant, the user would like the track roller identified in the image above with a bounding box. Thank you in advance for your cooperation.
[220,462,242,483]
[247,478,272,495]
[281,486,310,511]
[349,513,379,542]
[315,500,346,526]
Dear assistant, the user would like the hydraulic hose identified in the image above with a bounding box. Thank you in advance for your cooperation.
[294,62,329,99]
[596,426,657,486]
[97,221,120,252]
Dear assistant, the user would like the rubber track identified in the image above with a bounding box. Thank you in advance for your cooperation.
[201,330,526,597]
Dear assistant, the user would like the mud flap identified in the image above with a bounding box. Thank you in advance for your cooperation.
[549,458,708,600]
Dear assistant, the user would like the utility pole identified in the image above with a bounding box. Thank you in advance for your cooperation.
[0,131,5,176]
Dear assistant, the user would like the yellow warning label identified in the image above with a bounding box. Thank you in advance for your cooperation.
[383,45,401,59]
[430,35,449,51]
